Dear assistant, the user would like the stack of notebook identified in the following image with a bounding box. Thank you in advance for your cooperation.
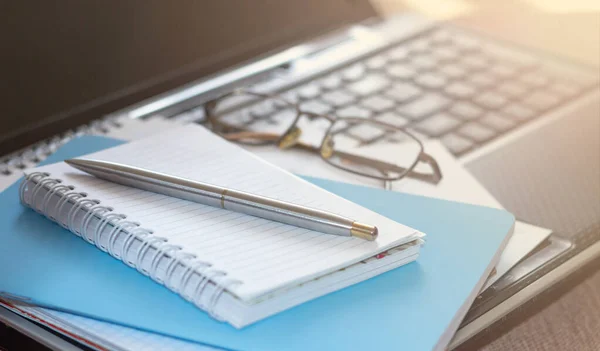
[18,125,423,328]
[0,131,516,350]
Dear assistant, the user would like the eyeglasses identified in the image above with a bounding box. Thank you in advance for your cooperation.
[204,89,442,186]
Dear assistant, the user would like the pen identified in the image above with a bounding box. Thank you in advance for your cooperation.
[65,159,378,241]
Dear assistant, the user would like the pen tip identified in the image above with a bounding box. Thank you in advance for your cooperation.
[350,222,378,241]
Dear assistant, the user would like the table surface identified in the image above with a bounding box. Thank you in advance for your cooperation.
[374,1,600,350]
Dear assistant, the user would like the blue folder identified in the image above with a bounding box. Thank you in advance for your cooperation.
[0,136,514,351]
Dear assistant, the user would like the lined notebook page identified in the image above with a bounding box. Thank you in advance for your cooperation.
[33,125,419,300]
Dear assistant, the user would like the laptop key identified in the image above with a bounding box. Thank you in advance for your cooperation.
[7,158,27,170]
[479,113,516,132]
[341,64,366,82]
[445,82,477,99]
[414,73,448,89]
[432,46,460,61]
[346,123,387,142]
[321,90,355,107]
[300,100,332,115]
[439,63,468,79]
[457,122,497,143]
[375,111,410,128]
[449,101,484,121]
[250,108,296,130]
[461,54,489,70]
[496,81,530,98]
[441,133,474,155]
[365,55,388,70]
[407,38,431,53]
[320,74,343,90]
[249,100,278,118]
[220,110,255,126]
[360,95,396,112]
[304,117,332,131]
[430,29,452,44]
[468,72,497,88]
[297,84,321,100]
[398,93,451,121]
[387,47,409,61]
[0,163,10,176]
[336,106,372,119]
[274,90,300,108]
[489,63,517,78]
[387,64,417,79]
[456,122,496,144]
[385,82,422,103]
[347,74,390,96]
[415,113,462,137]
[409,54,437,70]
[452,34,480,52]
[473,91,509,109]
[502,103,537,122]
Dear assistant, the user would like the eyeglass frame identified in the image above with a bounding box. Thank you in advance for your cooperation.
[204,89,442,185]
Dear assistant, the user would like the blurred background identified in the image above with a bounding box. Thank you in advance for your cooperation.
[374,0,599,65]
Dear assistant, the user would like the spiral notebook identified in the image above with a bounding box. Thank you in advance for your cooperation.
[19,125,423,328]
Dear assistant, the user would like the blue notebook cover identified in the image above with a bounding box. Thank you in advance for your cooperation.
[0,136,514,351]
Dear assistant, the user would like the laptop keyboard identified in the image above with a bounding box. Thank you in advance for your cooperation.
[177,27,599,156]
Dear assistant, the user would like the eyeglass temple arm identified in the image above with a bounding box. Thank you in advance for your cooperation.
[416,152,443,184]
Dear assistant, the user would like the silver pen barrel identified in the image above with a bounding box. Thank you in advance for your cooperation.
[65,159,378,241]
[222,188,354,237]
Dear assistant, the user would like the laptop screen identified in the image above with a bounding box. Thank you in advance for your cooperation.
[1,0,376,154]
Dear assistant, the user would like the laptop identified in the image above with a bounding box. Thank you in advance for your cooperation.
[1,1,599,349]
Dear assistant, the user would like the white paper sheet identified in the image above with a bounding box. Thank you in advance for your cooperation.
[482,221,551,290]
[246,141,552,289]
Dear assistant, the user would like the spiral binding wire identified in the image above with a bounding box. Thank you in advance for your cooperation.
[1,117,124,177]
[19,172,242,321]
